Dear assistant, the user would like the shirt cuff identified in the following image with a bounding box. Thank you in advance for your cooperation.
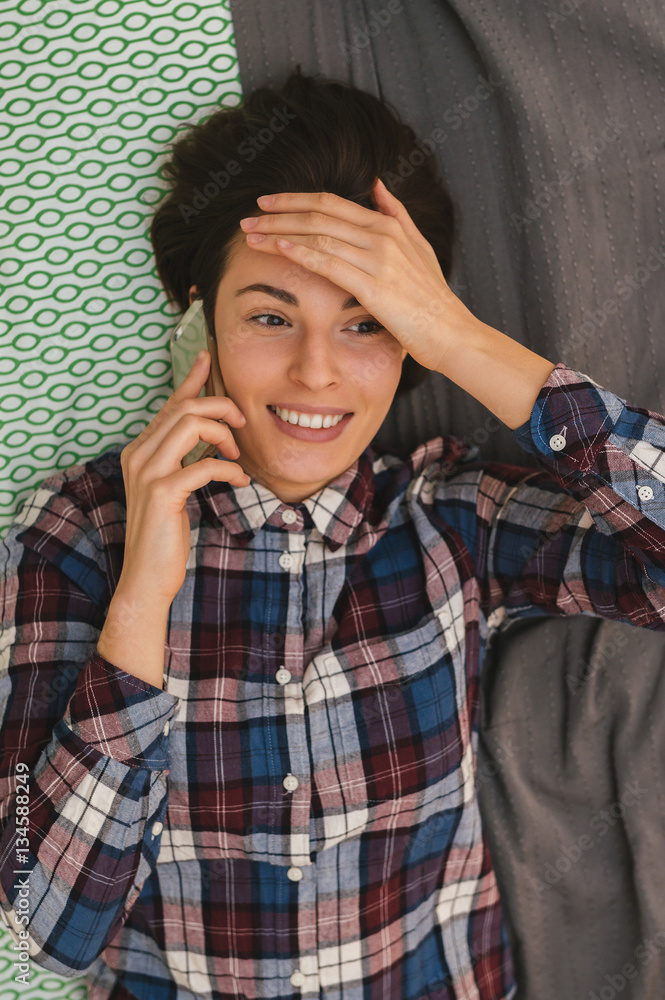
[512,362,625,471]
[61,651,179,770]
[512,362,665,530]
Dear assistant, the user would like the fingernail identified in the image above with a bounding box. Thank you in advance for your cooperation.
[196,349,207,361]
[257,195,275,207]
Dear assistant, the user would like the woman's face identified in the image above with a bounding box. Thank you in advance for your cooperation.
[189,232,407,503]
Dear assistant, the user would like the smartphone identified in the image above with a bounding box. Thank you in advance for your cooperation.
[169,298,228,467]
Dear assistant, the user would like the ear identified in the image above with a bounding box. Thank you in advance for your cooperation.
[188,284,199,306]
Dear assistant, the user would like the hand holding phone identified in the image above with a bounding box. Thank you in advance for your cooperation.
[118,350,250,605]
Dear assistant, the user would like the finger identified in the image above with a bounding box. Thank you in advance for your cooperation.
[167,457,251,497]
[164,351,245,426]
[245,229,376,276]
[256,190,381,230]
[371,177,435,251]
[256,236,381,298]
[131,391,246,466]
[242,210,377,249]
[171,349,210,400]
[245,229,381,276]
[141,412,242,478]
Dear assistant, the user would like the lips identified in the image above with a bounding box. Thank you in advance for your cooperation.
[266,405,353,442]
[269,403,354,416]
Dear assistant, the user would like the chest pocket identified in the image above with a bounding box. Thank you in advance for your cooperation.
[304,600,469,813]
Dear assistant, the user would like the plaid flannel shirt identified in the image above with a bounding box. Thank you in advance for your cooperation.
[1,362,664,1000]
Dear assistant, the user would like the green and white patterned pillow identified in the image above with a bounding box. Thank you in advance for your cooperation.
[0,1,241,994]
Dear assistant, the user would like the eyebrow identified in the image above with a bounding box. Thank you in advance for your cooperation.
[234,283,361,310]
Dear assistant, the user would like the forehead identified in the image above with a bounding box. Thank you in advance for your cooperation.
[220,234,351,305]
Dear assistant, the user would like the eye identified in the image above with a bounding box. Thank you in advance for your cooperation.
[246,313,385,336]
[248,313,288,327]
[347,319,384,337]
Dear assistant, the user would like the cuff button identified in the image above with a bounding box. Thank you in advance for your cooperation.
[638,485,654,501]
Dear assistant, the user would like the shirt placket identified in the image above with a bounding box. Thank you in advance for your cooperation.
[270,504,320,996]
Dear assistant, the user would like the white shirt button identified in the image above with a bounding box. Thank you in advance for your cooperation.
[283,773,299,792]
[276,668,291,685]
[549,433,566,451]
[281,508,297,524]
[163,720,170,736]
[287,866,303,882]
[290,970,305,987]
[638,485,654,501]
[151,821,163,837]
[278,552,294,570]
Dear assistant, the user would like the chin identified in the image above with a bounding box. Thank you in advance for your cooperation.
[254,450,353,486]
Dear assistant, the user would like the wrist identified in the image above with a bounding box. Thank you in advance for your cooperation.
[434,319,556,430]
[113,573,175,613]
[97,581,170,689]
[103,580,171,640]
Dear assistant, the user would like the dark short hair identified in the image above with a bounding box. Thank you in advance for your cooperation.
[149,65,455,397]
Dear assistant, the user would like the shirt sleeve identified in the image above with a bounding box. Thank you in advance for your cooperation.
[0,481,179,976]
[435,362,665,632]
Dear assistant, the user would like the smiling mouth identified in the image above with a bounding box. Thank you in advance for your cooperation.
[267,405,353,428]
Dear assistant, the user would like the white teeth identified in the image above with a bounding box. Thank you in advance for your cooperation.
[272,405,346,428]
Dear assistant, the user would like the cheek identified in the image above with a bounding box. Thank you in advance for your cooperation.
[344,342,404,393]
[216,341,270,400]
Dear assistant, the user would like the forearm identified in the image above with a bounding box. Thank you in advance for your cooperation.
[97,582,171,689]
[435,318,557,430]
[0,735,170,975]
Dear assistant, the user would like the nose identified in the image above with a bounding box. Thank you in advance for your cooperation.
[286,330,343,390]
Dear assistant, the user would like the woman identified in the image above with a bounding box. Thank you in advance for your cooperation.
[0,66,664,1000]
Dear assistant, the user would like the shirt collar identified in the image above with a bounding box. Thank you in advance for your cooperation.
[199,446,376,552]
